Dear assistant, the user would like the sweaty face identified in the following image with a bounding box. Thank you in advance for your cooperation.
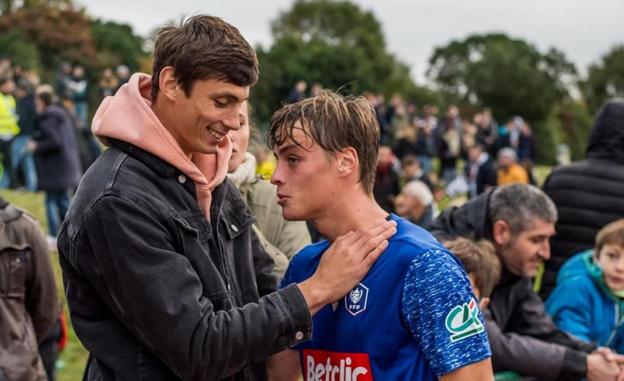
[596,244,624,292]
[270,124,340,221]
[170,79,248,156]
[499,218,555,278]
[228,102,251,173]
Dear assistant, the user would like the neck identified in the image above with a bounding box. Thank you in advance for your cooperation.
[312,185,389,242]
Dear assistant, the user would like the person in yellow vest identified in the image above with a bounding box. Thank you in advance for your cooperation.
[497,147,529,186]
[0,77,20,187]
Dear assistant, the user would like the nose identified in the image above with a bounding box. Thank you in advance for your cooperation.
[270,158,284,186]
[538,240,551,261]
[223,107,241,132]
[616,258,624,273]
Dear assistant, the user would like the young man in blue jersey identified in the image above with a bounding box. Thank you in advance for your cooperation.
[266,91,493,381]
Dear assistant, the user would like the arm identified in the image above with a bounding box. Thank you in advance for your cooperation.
[24,215,59,342]
[545,280,594,343]
[440,358,493,381]
[77,196,311,380]
[484,308,587,381]
[403,250,492,378]
[267,349,301,381]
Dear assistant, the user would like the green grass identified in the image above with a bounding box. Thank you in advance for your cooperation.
[0,190,88,381]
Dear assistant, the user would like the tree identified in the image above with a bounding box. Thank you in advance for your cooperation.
[581,45,624,114]
[251,0,422,126]
[90,19,147,72]
[426,33,577,123]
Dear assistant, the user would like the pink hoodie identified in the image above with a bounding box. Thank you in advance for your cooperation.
[92,73,231,220]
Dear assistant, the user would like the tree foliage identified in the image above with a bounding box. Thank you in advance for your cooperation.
[426,33,577,123]
[90,19,147,72]
[581,45,624,114]
[252,0,421,125]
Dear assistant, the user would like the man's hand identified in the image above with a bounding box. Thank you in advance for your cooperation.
[587,352,621,381]
[298,219,396,315]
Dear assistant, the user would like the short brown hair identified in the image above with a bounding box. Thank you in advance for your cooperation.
[445,238,501,298]
[267,90,380,194]
[595,219,624,257]
[151,15,258,101]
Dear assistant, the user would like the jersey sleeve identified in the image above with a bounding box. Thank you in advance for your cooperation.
[402,248,491,377]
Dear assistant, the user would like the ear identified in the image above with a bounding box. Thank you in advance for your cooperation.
[492,220,511,246]
[336,147,358,178]
[158,66,180,102]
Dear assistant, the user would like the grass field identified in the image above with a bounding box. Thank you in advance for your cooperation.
[0,164,552,380]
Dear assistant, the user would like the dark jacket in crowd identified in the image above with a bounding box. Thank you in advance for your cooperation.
[32,104,82,192]
[431,190,595,381]
[58,140,311,381]
[373,163,400,213]
[0,197,59,381]
[465,155,497,198]
[541,99,624,300]
[16,91,36,136]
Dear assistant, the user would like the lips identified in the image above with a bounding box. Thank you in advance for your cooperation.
[277,193,289,206]
[207,127,227,142]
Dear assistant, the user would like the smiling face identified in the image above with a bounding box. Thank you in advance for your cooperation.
[270,123,341,221]
[495,218,555,277]
[168,78,249,156]
[596,244,624,292]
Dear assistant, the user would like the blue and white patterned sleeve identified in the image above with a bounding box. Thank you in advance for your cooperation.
[402,248,491,377]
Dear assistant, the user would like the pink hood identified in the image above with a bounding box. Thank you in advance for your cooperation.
[92,73,231,220]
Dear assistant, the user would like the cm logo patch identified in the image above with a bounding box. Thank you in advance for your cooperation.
[444,298,484,342]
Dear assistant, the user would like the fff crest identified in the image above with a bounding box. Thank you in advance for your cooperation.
[345,283,369,316]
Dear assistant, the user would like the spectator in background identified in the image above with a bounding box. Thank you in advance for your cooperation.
[0,76,20,188]
[394,179,438,230]
[474,111,497,156]
[12,79,37,191]
[55,62,72,101]
[466,143,496,199]
[497,147,529,186]
[68,65,88,128]
[400,154,434,192]
[0,196,59,381]
[28,85,82,243]
[431,184,624,381]
[373,145,400,213]
[444,237,501,310]
[310,82,322,97]
[436,105,462,184]
[227,101,310,279]
[286,80,307,104]
[541,99,624,300]
[364,92,391,146]
[546,219,624,355]
[115,64,130,91]
[99,67,118,98]
[417,104,438,175]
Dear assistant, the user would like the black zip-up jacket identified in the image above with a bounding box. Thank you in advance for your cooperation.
[431,191,595,381]
[58,139,312,381]
[541,99,624,299]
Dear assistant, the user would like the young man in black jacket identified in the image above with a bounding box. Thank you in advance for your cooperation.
[431,184,624,381]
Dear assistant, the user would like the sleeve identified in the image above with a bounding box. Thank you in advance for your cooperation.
[402,249,491,377]
[545,280,594,343]
[509,285,595,353]
[484,309,586,381]
[76,195,312,380]
[24,217,60,342]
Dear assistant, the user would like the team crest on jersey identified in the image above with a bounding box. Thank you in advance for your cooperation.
[345,283,368,316]
[444,297,484,342]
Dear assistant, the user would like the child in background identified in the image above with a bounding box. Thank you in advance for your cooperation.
[546,219,624,353]
[444,237,501,309]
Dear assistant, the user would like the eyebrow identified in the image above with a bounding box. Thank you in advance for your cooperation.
[277,144,300,156]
